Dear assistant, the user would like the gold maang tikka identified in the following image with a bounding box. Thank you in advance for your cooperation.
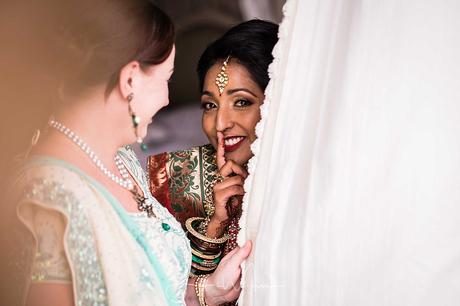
[215,56,230,96]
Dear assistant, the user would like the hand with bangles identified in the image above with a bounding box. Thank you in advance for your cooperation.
[206,132,248,239]
[186,241,252,306]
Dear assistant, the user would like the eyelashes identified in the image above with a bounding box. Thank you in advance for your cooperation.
[200,99,253,112]
[234,99,253,107]
[200,101,217,111]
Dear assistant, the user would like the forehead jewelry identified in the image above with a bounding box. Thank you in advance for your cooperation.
[215,56,230,96]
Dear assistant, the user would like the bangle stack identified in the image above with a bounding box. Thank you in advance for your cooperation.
[186,217,227,275]
[194,275,209,306]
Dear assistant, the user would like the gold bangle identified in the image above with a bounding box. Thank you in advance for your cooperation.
[194,276,201,304]
[199,259,219,268]
[192,261,217,272]
[191,248,222,260]
[192,257,219,269]
[197,216,210,235]
[189,235,223,252]
[185,217,228,244]
[195,275,209,306]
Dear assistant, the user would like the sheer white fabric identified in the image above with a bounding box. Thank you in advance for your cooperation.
[239,0,460,305]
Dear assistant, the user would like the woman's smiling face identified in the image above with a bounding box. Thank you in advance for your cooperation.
[201,59,264,165]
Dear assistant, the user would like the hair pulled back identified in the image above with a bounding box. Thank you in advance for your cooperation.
[48,0,175,96]
[197,19,278,93]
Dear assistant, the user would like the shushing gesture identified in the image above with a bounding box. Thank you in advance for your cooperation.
[206,132,248,238]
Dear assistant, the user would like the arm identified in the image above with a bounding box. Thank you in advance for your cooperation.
[26,283,74,306]
[185,277,200,306]
[18,203,74,306]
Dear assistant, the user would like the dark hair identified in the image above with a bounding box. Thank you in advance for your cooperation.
[197,19,278,92]
[47,0,175,96]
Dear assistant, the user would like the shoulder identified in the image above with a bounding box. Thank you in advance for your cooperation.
[16,158,86,193]
[13,157,97,215]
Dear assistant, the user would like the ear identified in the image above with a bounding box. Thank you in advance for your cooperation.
[118,61,142,100]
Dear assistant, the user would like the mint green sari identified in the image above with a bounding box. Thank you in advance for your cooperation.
[15,147,191,306]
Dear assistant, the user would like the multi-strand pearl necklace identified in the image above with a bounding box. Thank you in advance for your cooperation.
[49,119,134,190]
[48,118,171,231]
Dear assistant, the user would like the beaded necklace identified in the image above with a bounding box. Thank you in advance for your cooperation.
[49,118,170,231]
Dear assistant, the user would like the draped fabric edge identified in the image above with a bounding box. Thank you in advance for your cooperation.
[237,0,298,304]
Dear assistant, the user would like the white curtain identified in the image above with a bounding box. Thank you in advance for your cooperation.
[238,0,460,305]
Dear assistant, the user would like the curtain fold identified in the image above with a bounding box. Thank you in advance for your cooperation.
[239,0,460,305]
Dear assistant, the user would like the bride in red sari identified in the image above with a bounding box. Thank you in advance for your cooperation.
[148,20,278,276]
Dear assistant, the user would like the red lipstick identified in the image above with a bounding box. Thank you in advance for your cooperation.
[224,136,245,152]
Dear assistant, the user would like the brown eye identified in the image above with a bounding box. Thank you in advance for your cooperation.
[201,102,217,111]
[235,99,252,107]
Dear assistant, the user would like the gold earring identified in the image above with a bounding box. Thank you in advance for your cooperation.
[127,93,147,151]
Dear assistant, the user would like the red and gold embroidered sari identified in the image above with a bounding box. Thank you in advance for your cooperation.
[147,144,219,229]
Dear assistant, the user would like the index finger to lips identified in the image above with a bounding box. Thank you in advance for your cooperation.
[216,131,226,170]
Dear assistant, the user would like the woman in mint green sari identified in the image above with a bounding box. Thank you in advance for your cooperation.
[12,1,251,305]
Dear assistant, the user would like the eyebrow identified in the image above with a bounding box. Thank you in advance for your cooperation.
[227,88,258,97]
[202,90,214,97]
[201,88,258,98]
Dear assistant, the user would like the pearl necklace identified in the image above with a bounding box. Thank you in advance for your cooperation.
[49,119,134,190]
[48,118,171,231]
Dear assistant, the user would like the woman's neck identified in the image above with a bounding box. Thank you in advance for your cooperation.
[34,89,129,173]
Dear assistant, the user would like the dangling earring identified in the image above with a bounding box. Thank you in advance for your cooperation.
[127,93,148,152]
